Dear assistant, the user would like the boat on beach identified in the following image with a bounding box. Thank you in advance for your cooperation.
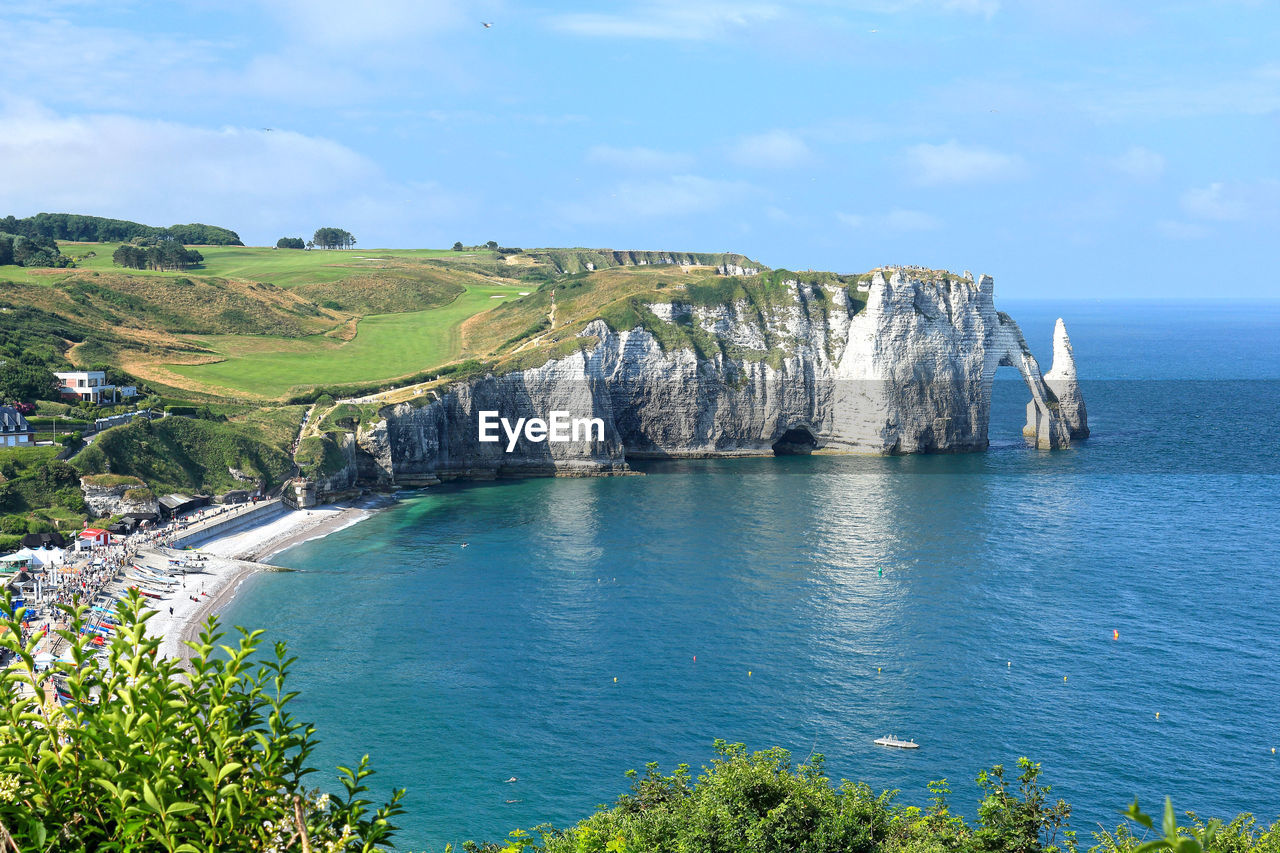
[874,735,919,749]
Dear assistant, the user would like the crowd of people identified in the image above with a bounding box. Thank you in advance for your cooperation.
[5,497,280,668]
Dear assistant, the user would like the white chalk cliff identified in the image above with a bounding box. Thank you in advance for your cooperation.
[325,269,1086,491]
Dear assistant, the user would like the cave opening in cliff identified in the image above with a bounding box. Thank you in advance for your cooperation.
[772,427,818,455]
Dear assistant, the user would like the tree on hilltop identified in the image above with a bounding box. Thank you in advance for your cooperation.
[312,227,356,250]
[276,237,305,249]
[111,242,203,271]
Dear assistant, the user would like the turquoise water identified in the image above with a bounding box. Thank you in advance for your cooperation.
[224,300,1280,850]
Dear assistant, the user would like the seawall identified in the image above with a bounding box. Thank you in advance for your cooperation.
[170,500,288,549]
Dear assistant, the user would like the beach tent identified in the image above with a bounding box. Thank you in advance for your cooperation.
[27,547,64,567]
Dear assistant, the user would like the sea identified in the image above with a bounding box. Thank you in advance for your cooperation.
[223,300,1280,851]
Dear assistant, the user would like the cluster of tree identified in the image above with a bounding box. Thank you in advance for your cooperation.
[313,227,356,249]
[112,242,204,271]
[0,232,72,268]
[0,213,242,245]
[473,745,1247,853]
[0,358,60,404]
[276,236,306,249]
[452,240,505,251]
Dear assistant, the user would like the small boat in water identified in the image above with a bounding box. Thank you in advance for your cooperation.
[874,735,919,749]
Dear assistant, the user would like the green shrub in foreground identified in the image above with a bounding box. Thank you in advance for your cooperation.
[481,749,1280,853]
[472,745,1070,853]
[0,591,404,851]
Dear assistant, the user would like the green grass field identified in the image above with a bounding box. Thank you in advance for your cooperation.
[4,243,490,287]
[169,281,520,396]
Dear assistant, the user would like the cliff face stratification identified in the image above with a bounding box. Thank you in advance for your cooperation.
[318,269,1086,493]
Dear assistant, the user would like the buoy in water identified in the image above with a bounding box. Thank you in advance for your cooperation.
[748,670,752,677]
[1113,630,1119,640]
[1156,712,1160,719]
[1007,661,1011,667]
[613,677,617,682]
[693,655,696,662]
[878,667,881,673]
[1064,676,1068,682]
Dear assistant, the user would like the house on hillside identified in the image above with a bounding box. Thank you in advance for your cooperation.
[53,370,137,404]
[0,406,35,448]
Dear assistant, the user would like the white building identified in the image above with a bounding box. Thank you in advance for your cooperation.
[0,406,35,447]
[53,371,137,404]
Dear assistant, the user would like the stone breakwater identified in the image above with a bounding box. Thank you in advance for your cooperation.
[303,270,1086,501]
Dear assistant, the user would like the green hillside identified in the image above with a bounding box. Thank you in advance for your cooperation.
[0,239,774,402]
[73,407,305,496]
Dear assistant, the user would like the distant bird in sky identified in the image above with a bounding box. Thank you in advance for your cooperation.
[262,127,274,131]
[482,21,492,28]
[869,28,878,33]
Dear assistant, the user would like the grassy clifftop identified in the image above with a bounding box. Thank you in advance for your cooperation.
[0,242,780,403]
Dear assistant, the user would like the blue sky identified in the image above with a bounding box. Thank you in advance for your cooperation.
[1,0,1277,297]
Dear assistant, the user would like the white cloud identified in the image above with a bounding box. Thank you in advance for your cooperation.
[1180,180,1280,222]
[550,2,781,40]
[836,208,941,231]
[903,140,1026,186]
[0,102,470,245]
[0,15,222,108]
[728,130,811,169]
[586,145,695,171]
[558,175,755,223]
[0,1,482,110]
[1107,146,1165,180]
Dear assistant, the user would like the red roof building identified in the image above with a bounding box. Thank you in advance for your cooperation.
[79,528,111,546]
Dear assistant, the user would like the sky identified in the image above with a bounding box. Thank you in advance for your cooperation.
[1,0,1277,298]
